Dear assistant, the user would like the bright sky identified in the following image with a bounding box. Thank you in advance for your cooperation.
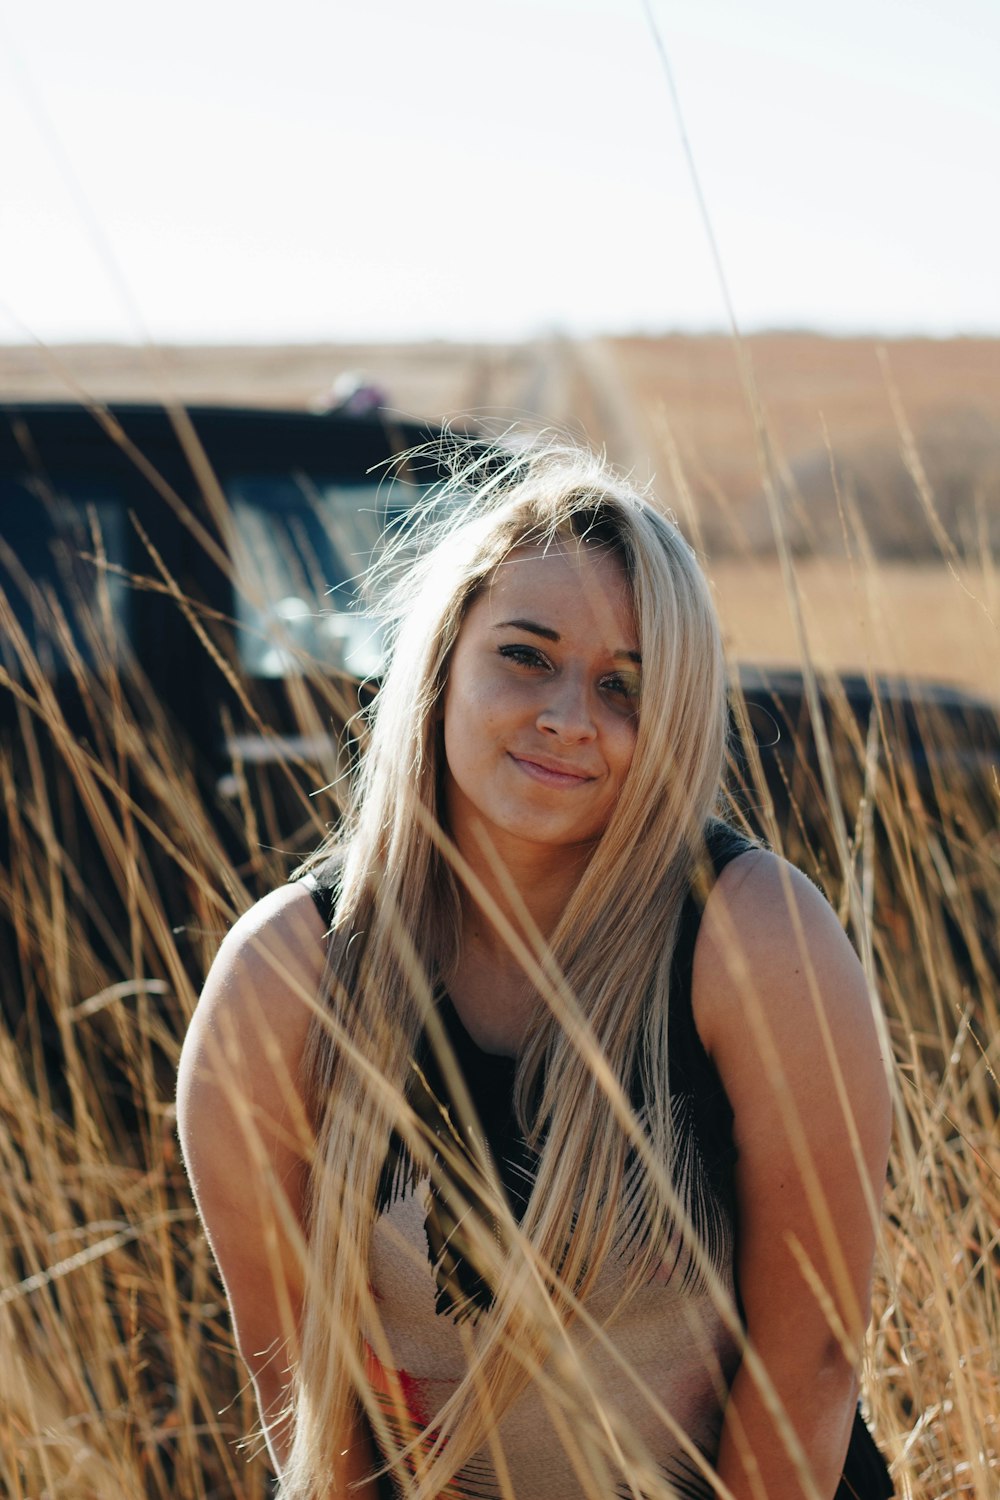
[1,0,997,344]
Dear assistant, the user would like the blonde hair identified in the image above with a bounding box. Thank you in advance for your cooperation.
[283,439,729,1498]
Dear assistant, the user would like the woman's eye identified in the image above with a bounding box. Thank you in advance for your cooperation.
[498,644,549,669]
[602,672,641,706]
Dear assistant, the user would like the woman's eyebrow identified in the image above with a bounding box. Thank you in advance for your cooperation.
[494,619,641,664]
[494,617,559,641]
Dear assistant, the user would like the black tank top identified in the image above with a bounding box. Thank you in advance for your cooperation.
[304,820,752,1294]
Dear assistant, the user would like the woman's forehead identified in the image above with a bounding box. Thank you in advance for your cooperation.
[472,540,638,647]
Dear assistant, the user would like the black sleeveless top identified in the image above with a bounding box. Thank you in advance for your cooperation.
[304,820,748,1274]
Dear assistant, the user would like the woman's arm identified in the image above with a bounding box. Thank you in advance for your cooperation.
[694,851,892,1500]
[176,882,378,1495]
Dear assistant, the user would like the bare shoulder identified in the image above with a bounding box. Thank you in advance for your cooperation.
[691,846,890,1173]
[176,880,328,1197]
[693,847,871,1048]
[179,881,327,1077]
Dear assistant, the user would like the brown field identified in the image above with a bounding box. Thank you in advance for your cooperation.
[4,333,999,697]
[710,558,999,699]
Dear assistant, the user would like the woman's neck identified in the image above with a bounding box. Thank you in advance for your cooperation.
[438,833,592,1054]
[453,832,593,964]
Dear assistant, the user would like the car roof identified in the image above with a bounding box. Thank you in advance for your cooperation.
[0,399,441,485]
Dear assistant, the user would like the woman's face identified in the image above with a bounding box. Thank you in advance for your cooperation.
[441,539,640,864]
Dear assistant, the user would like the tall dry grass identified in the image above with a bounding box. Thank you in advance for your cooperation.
[0,441,997,1500]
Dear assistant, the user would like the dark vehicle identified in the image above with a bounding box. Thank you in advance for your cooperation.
[0,401,446,829]
[1,400,997,1067]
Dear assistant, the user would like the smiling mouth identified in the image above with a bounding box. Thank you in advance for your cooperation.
[509,754,595,787]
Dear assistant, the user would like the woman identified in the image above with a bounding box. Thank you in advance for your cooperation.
[178,443,894,1500]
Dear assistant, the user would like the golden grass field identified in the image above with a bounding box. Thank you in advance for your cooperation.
[1,335,998,1498]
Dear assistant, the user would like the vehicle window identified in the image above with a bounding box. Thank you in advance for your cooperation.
[227,475,426,679]
[0,480,131,677]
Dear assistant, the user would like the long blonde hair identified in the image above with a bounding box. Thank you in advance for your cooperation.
[283,439,729,1498]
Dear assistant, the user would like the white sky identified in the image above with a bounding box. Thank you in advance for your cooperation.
[1,0,997,344]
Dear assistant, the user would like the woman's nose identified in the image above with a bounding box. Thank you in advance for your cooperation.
[536,673,597,742]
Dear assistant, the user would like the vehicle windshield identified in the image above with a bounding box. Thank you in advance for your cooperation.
[0,480,131,677]
[226,474,426,678]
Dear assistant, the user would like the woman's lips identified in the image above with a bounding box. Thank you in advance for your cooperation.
[509,754,595,787]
